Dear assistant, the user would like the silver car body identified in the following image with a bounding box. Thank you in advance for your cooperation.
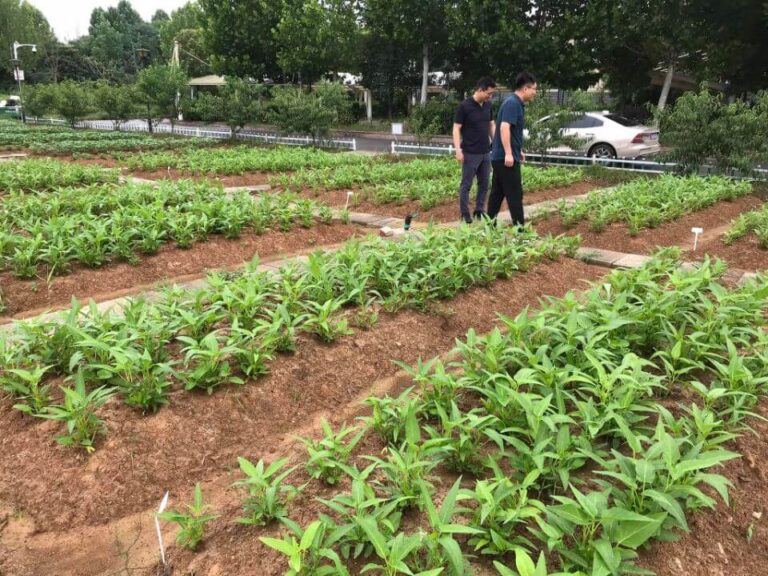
[528,111,660,159]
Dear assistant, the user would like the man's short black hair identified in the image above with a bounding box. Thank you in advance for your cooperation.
[514,71,537,90]
[475,77,497,91]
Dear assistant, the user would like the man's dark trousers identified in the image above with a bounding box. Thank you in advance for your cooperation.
[458,153,490,220]
[488,160,524,227]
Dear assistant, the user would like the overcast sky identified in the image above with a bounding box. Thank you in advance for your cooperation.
[28,0,189,41]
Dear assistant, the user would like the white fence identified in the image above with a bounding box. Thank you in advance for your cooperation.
[390,141,768,178]
[26,118,357,150]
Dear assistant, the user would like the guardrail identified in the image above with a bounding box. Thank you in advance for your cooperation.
[391,140,767,178]
[25,118,357,151]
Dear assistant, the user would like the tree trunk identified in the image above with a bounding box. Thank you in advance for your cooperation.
[657,62,675,110]
[420,44,429,105]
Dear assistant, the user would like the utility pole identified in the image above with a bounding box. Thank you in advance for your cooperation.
[10,41,37,123]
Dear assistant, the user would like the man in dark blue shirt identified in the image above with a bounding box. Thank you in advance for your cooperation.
[488,72,538,227]
[453,77,496,223]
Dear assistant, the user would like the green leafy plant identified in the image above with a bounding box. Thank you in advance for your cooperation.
[233,457,301,526]
[260,519,350,576]
[158,483,218,551]
[300,419,365,485]
[38,372,115,452]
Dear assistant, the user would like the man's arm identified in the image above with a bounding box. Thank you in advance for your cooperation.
[501,121,514,167]
[452,122,464,163]
[489,120,496,144]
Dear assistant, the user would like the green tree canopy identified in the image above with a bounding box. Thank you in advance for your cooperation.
[198,0,281,79]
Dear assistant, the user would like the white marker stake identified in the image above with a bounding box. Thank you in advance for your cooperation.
[155,491,170,566]
[345,191,353,210]
[691,227,703,251]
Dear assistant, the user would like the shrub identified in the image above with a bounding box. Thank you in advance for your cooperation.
[654,86,768,175]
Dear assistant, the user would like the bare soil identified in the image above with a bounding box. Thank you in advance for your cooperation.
[297,180,608,224]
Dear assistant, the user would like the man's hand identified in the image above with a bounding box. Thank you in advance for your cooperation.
[504,153,514,167]
[456,150,464,163]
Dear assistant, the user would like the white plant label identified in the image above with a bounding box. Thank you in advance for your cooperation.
[691,227,703,251]
[155,491,170,566]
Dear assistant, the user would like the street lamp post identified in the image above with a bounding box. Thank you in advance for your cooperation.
[10,41,37,123]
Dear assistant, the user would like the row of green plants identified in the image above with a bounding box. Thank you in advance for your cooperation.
[354,166,585,210]
[556,174,752,234]
[0,158,120,192]
[272,157,454,192]
[0,121,204,154]
[120,145,371,174]
[274,158,584,197]
[0,225,578,451]
[0,181,333,278]
[162,250,768,575]
[724,202,768,248]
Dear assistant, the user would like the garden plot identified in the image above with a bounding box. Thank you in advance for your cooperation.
[0,179,361,317]
[3,250,766,576]
[534,174,768,270]
[98,145,377,187]
[0,157,120,192]
[0,120,205,154]
[274,157,616,223]
[142,253,768,576]
[683,192,768,270]
[0,227,603,576]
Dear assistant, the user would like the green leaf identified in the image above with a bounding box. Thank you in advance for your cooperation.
[438,535,465,576]
[612,512,666,549]
[644,489,688,530]
[259,536,295,556]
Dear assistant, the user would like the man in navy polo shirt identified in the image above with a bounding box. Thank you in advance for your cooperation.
[452,77,497,224]
[488,72,538,228]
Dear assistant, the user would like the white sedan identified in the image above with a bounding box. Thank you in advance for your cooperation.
[527,111,660,159]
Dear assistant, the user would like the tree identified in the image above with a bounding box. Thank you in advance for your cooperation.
[94,82,138,130]
[0,0,56,83]
[21,84,57,119]
[361,0,448,108]
[583,0,756,108]
[275,0,360,85]
[83,0,161,81]
[444,0,597,93]
[198,0,281,79]
[655,88,768,174]
[358,1,419,119]
[136,64,189,133]
[52,81,93,128]
[268,81,350,143]
[158,2,209,78]
[193,78,265,137]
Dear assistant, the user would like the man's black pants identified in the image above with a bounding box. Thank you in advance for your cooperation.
[488,160,524,226]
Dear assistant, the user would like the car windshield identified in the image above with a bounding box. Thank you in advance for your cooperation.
[605,114,641,127]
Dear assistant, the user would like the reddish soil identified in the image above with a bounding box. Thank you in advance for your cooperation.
[685,232,768,272]
[0,224,366,321]
[66,158,272,187]
[534,195,765,267]
[129,169,270,187]
[638,398,768,576]
[296,180,609,224]
[0,257,606,576]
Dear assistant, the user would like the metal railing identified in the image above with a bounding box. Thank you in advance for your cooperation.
[390,141,768,178]
[25,118,357,150]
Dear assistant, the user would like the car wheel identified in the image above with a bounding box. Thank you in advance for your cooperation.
[588,143,617,159]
